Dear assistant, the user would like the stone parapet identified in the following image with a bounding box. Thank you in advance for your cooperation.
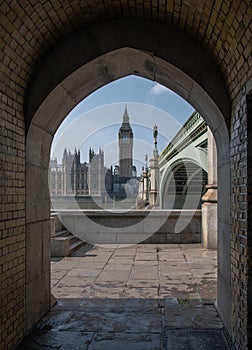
[54,209,202,245]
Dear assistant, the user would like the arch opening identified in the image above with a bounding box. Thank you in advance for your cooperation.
[25,28,231,335]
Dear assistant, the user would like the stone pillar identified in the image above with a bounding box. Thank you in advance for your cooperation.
[149,149,160,207]
[139,176,144,197]
[202,127,217,249]
[143,170,149,203]
[137,174,144,200]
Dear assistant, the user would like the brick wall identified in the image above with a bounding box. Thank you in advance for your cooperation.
[0,93,26,349]
[246,92,252,348]
[1,1,251,102]
[230,84,249,349]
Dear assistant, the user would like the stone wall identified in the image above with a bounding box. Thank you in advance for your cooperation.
[55,210,202,245]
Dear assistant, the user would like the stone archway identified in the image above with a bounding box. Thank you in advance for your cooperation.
[25,19,231,333]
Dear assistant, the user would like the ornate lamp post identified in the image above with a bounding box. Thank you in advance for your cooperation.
[143,154,149,204]
[149,124,160,207]
[153,124,158,152]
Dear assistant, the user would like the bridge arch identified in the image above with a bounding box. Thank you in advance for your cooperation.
[160,158,208,210]
[25,19,231,333]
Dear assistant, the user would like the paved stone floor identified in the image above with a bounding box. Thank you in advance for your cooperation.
[17,244,234,349]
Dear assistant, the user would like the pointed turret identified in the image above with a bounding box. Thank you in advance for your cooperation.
[123,104,129,123]
[120,104,131,130]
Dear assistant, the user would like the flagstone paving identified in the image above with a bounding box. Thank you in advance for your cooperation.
[16,244,235,349]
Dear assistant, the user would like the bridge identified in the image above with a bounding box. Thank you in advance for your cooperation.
[159,111,208,210]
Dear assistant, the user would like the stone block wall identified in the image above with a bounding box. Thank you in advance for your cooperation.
[56,210,202,245]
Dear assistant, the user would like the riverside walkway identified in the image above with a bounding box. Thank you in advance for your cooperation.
[17,244,234,349]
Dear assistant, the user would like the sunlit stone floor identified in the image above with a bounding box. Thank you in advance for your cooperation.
[16,244,235,349]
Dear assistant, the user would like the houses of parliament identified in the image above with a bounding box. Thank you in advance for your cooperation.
[49,106,138,199]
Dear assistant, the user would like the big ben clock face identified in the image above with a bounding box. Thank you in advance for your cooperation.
[122,134,128,140]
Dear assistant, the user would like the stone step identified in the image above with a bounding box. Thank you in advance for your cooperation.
[69,234,85,249]
[53,229,70,238]
[69,239,85,252]
[51,231,85,257]
[69,234,78,243]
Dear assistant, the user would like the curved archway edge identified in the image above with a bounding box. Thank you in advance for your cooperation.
[25,20,231,333]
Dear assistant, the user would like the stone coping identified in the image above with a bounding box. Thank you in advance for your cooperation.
[53,209,202,216]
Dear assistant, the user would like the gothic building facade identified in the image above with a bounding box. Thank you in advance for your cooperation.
[49,106,138,198]
[49,148,108,196]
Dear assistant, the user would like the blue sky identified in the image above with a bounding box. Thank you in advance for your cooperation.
[51,75,194,173]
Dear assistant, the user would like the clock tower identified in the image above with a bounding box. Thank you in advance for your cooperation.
[118,105,133,178]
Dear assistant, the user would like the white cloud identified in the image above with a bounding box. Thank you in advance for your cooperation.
[150,83,173,95]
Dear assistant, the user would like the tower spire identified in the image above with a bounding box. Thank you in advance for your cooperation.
[123,104,129,124]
